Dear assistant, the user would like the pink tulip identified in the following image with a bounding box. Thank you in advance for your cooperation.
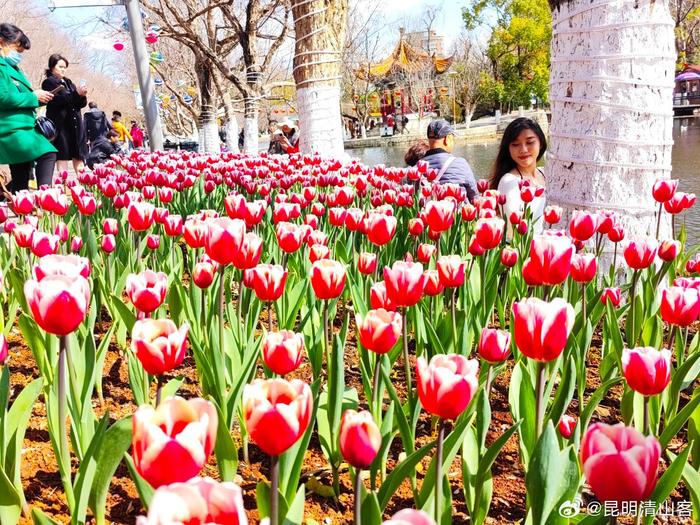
[383,261,426,308]
[339,409,381,469]
[623,237,657,270]
[204,218,246,266]
[131,319,189,376]
[34,254,90,280]
[512,298,575,362]
[601,287,622,307]
[132,396,217,488]
[126,270,168,314]
[249,264,288,302]
[525,234,574,286]
[30,232,60,257]
[569,210,598,241]
[356,308,402,354]
[416,354,479,420]
[101,234,116,253]
[310,259,346,300]
[558,415,577,438]
[70,236,83,253]
[581,423,660,504]
[24,274,90,335]
[622,347,672,396]
[128,201,156,232]
[500,247,518,267]
[383,509,436,525]
[570,252,597,283]
[136,477,248,525]
[262,330,304,375]
[478,328,511,364]
[474,217,504,250]
[243,378,313,456]
[436,255,466,288]
[146,234,160,250]
[660,286,700,327]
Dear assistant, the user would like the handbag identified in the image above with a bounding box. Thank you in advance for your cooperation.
[35,116,57,141]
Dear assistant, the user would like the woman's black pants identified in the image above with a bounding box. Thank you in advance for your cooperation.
[8,152,57,192]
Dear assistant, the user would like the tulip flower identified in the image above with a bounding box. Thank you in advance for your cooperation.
[356,308,402,355]
[478,328,511,365]
[357,252,378,275]
[131,319,189,397]
[24,274,90,336]
[601,287,622,307]
[236,232,263,270]
[34,254,90,281]
[370,280,396,311]
[558,415,576,439]
[366,213,397,246]
[132,396,217,488]
[30,232,60,257]
[383,509,436,525]
[275,222,304,254]
[417,243,436,264]
[543,205,562,225]
[339,409,381,469]
[243,379,312,525]
[163,214,184,237]
[183,218,207,249]
[70,236,83,253]
[468,234,485,257]
[408,218,424,236]
[500,247,518,267]
[383,261,426,308]
[11,190,34,215]
[416,354,478,521]
[660,286,700,328]
[101,234,116,253]
[310,259,346,300]
[569,210,598,241]
[570,253,597,283]
[512,297,575,437]
[652,178,678,203]
[204,217,246,266]
[423,269,444,297]
[309,244,330,263]
[622,347,671,397]
[262,330,304,375]
[192,261,217,289]
[474,217,504,250]
[580,423,660,504]
[623,237,657,270]
[525,234,574,286]
[249,264,288,302]
[126,270,168,314]
[657,239,680,262]
[128,201,156,232]
[0,334,8,365]
[146,234,160,250]
[436,255,466,288]
[423,199,455,233]
[13,224,34,249]
[135,477,248,525]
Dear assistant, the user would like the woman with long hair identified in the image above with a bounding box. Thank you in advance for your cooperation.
[41,53,87,174]
[0,23,57,193]
[489,117,548,236]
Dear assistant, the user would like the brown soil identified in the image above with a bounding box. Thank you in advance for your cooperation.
[5,315,696,524]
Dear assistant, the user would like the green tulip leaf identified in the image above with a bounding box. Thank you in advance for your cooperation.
[643,446,691,525]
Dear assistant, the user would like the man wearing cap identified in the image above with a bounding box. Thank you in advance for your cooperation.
[423,119,477,202]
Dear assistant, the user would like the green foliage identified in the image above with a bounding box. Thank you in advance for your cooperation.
[463,0,552,109]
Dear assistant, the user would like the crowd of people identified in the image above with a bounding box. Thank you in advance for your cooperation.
[0,22,547,227]
[0,22,145,194]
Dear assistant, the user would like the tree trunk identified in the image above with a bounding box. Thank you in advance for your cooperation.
[221,89,239,153]
[292,0,348,157]
[243,94,259,154]
[195,58,219,153]
[547,0,676,241]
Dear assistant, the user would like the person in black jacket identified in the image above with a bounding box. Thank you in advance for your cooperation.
[83,101,111,152]
[85,129,120,169]
[41,53,87,173]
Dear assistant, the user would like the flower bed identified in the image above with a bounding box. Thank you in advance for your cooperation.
[0,151,698,525]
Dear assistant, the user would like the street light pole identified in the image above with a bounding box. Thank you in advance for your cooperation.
[451,73,457,125]
[125,0,163,151]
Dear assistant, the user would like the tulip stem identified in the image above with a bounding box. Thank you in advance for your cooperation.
[535,361,546,439]
[401,308,412,407]
[643,395,650,435]
[373,355,382,416]
[354,469,363,525]
[580,283,587,330]
[655,202,663,239]
[323,300,330,369]
[238,273,245,347]
[668,325,677,357]
[451,288,458,351]
[480,254,487,322]
[435,418,445,523]
[58,335,74,509]
[628,270,639,347]
[155,375,163,407]
[270,454,280,525]
[485,364,494,397]
[268,301,273,333]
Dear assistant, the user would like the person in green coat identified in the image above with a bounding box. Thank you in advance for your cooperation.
[0,23,57,193]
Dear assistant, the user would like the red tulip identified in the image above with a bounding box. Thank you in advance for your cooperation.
[205,218,246,266]
[474,218,504,250]
[512,298,575,362]
[309,244,330,263]
[358,252,378,275]
[0,334,7,365]
[383,509,436,525]
[29,232,60,257]
[11,190,34,215]
[235,232,263,270]
[500,247,518,267]
[146,234,160,250]
[126,270,168,313]
[356,308,402,354]
[128,201,156,232]
[423,270,444,296]
[103,218,119,236]
[24,274,90,335]
[607,225,625,243]
[370,281,397,311]
[581,423,660,504]
[416,354,479,420]
[243,378,313,456]
[570,253,597,283]
[657,240,680,262]
[366,213,397,246]
[408,218,424,236]
[12,224,34,248]
[601,287,622,307]
[249,264,288,302]
[310,259,346,300]
[416,243,436,264]
[543,205,562,225]
[275,222,304,254]
[558,415,576,438]
[623,237,657,270]
[33,254,90,280]
[101,234,116,253]
[339,409,381,469]
[524,234,574,286]
[478,328,511,364]
[262,330,304,375]
[622,346,671,396]
[135,477,248,525]
[651,178,678,203]
[569,210,598,241]
[183,218,207,249]
[383,261,426,308]
[436,255,466,288]
[468,235,485,257]
[132,396,217,488]
[660,286,700,327]
[163,214,184,237]
[192,261,217,289]
[423,199,455,233]
[131,319,189,376]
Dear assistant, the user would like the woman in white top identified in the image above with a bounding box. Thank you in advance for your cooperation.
[489,117,547,238]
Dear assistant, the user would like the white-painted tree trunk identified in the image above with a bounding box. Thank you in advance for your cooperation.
[547,0,676,240]
[296,85,346,157]
[225,119,239,153]
[243,116,259,155]
[197,106,219,153]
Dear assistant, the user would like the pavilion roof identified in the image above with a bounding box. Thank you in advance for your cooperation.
[356,35,452,81]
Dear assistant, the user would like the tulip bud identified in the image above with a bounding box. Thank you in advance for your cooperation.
[131,319,189,376]
[408,218,424,236]
[500,247,518,268]
[570,253,597,283]
[622,347,671,396]
[657,240,680,262]
[101,234,116,253]
[357,252,378,275]
[339,409,381,469]
[146,234,160,250]
[512,298,575,362]
[558,415,576,438]
[416,354,479,420]
[356,308,402,354]
[478,328,511,364]
[262,330,304,375]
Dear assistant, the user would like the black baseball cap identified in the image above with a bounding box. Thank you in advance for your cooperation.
[427,119,455,139]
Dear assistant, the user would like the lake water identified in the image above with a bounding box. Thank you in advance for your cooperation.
[349,118,700,246]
